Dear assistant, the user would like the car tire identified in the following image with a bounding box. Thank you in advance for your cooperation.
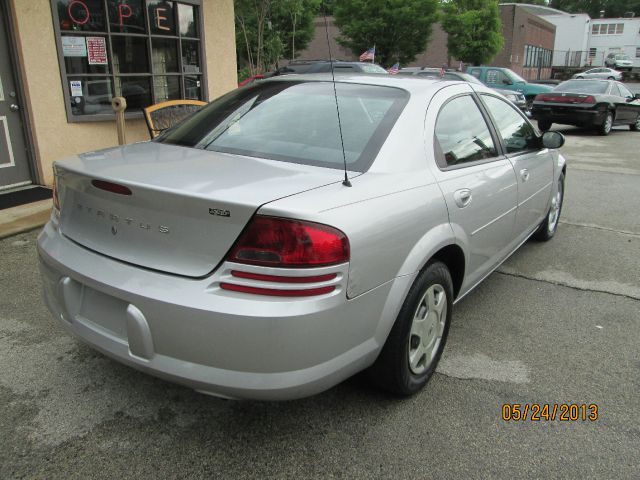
[368,261,453,396]
[538,120,552,132]
[598,111,614,135]
[526,96,535,111]
[533,172,564,242]
[630,115,640,131]
[576,75,583,79]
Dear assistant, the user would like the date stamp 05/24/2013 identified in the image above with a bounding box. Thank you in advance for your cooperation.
[501,404,599,422]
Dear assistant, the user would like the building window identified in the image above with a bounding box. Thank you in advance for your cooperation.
[51,0,205,121]
[523,45,552,68]
[589,48,597,58]
[591,23,624,35]
[636,47,640,58]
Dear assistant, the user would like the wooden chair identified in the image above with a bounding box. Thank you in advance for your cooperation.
[143,99,207,138]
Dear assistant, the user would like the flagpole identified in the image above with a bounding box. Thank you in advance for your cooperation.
[372,44,375,63]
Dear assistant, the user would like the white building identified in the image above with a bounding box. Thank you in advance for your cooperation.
[509,4,640,68]
[588,17,640,67]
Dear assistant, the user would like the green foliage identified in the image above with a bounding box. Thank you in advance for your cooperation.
[333,0,440,66]
[441,0,504,66]
[549,0,640,18]
[234,0,321,74]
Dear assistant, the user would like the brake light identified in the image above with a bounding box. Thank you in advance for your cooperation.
[227,216,349,267]
[91,179,132,196]
[220,283,335,297]
[582,95,596,104]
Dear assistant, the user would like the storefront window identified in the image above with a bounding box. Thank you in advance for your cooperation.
[52,0,205,121]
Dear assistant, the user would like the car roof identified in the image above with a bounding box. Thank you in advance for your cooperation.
[262,73,486,95]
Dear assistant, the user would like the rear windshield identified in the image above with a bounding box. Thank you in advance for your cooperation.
[555,80,608,94]
[157,81,409,172]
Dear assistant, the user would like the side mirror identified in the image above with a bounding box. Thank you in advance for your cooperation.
[635,93,640,100]
[502,78,513,85]
[542,131,565,149]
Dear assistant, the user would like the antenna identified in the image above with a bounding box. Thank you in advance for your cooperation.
[323,9,352,187]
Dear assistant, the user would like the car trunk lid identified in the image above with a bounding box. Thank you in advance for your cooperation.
[55,142,343,277]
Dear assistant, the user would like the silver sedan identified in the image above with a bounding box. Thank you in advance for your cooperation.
[573,67,623,80]
[38,75,566,400]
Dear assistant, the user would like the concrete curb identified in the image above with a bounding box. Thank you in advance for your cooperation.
[0,200,52,240]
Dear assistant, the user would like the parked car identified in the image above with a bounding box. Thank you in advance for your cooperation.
[531,79,640,134]
[604,53,633,71]
[573,67,623,81]
[38,75,566,400]
[397,68,529,113]
[466,66,553,109]
[276,59,389,75]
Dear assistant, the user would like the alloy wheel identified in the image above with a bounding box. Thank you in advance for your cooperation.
[408,284,447,375]
[548,178,563,233]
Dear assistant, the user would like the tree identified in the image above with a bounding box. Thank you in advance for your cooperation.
[441,0,504,66]
[549,0,640,18]
[333,0,440,66]
[235,0,321,75]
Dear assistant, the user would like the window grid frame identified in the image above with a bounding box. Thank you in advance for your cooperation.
[50,0,207,123]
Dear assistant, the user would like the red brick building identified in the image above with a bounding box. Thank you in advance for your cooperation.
[297,5,556,80]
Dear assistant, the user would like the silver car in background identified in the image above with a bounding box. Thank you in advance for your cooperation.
[38,75,566,400]
[573,67,623,80]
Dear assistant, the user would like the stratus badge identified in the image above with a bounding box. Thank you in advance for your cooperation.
[209,208,231,217]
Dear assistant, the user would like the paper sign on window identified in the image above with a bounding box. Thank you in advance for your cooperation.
[70,80,83,97]
[62,36,87,57]
[86,37,108,65]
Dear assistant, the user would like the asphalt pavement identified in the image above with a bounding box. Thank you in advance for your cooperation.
[1,113,639,478]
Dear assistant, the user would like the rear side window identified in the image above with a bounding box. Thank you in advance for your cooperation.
[157,81,408,172]
[481,95,538,154]
[609,83,621,96]
[434,95,497,168]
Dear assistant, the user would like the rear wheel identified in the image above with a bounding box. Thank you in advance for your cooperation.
[598,111,613,135]
[538,120,552,132]
[368,261,453,396]
[607,76,615,80]
[533,172,564,241]
[630,115,640,131]
[576,75,584,79]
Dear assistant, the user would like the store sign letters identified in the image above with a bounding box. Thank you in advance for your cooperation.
[65,1,172,31]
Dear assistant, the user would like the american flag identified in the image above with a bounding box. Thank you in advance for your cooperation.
[439,67,446,77]
[387,63,399,74]
[359,47,375,62]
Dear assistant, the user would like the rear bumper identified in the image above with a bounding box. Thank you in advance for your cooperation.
[531,106,606,127]
[37,220,411,400]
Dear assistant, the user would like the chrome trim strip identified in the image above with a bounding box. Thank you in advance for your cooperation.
[471,205,517,236]
[518,181,552,208]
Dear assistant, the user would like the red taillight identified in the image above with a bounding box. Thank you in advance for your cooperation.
[91,179,132,196]
[535,94,549,102]
[536,93,596,104]
[227,216,350,267]
[582,95,596,104]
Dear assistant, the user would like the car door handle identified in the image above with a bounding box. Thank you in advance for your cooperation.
[453,189,472,208]
[520,169,530,182]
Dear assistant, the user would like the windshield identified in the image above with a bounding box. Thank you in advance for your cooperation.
[157,81,409,172]
[616,54,630,60]
[506,70,527,83]
[360,64,389,74]
[555,80,608,94]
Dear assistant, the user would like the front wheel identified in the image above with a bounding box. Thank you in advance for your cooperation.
[533,172,564,241]
[368,261,453,396]
[598,111,613,135]
[630,115,640,131]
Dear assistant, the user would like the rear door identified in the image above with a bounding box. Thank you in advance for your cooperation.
[615,83,639,123]
[426,84,518,289]
[480,94,554,241]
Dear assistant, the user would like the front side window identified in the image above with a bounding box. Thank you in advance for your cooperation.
[481,95,537,154]
[618,83,633,98]
[52,0,204,120]
[434,95,497,168]
[157,81,408,172]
